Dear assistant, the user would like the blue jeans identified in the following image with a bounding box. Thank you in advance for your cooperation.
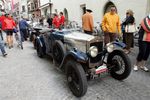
[0,36,6,54]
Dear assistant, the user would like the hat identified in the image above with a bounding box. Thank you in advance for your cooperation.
[126,9,134,16]
[86,9,93,13]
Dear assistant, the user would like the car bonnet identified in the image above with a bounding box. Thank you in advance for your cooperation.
[64,32,95,42]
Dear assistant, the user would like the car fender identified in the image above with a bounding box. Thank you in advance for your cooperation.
[36,36,44,47]
[112,41,126,50]
[59,50,88,69]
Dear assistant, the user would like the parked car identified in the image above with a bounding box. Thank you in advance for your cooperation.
[29,22,52,49]
[36,29,131,97]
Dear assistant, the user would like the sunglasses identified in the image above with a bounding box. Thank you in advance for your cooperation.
[111,9,116,11]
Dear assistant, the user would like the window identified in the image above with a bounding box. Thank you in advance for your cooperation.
[22,6,25,12]
[31,3,34,10]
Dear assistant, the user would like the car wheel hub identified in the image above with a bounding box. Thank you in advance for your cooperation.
[68,76,72,82]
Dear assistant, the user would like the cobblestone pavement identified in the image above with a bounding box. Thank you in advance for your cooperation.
[0,41,150,100]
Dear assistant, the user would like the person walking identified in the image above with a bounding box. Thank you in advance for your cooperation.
[52,14,60,29]
[4,14,16,49]
[0,12,7,57]
[101,6,121,44]
[122,10,135,54]
[0,10,7,44]
[19,17,30,41]
[0,28,7,57]
[82,9,94,35]
[59,12,65,29]
[134,14,150,72]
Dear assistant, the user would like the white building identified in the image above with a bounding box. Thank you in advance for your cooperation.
[20,0,28,18]
[12,0,28,19]
[40,0,150,26]
[39,0,51,17]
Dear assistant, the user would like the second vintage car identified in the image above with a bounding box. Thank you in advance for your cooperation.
[36,29,131,97]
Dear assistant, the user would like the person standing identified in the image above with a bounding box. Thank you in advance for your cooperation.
[122,10,135,54]
[82,9,94,35]
[4,14,16,49]
[47,16,53,28]
[101,6,121,44]
[19,17,30,41]
[59,12,65,29]
[52,14,60,29]
[134,15,150,72]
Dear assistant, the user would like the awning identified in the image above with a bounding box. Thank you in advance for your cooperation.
[39,3,53,10]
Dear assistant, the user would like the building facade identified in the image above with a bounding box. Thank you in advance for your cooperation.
[42,0,149,26]
[27,0,40,19]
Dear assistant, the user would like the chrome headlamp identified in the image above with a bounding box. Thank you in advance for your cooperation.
[106,43,114,53]
[89,46,98,57]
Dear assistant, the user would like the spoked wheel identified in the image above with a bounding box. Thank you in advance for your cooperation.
[52,40,66,65]
[36,41,44,58]
[66,60,87,97]
[107,50,131,80]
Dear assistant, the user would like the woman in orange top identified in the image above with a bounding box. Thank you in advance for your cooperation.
[4,14,16,49]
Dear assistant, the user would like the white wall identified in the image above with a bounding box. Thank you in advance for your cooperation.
[40,0,49,7]
[50,0,147,26]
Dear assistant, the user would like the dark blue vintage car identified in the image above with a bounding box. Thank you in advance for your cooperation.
[36,29,131,97]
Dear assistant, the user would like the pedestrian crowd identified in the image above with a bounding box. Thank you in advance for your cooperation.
[82,6,150,72]
[0,10,30,57]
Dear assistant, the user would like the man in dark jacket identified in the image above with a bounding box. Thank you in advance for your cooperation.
[19,17,29,41]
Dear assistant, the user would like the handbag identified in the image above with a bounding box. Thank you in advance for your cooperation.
[13,28,19,33]
[125,24,136,33]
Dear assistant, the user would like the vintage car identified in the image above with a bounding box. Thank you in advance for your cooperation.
[29,23,52,49]
[36,29,131,97]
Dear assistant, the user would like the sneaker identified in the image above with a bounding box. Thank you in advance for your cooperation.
[3,53,7,57]
[133,65,138,71]
[140,66,149,72]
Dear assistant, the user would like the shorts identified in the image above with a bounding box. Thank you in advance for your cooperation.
[5,30,13,36]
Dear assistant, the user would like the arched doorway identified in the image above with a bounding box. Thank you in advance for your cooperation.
[64,8,69,25]
[103,1,117,15]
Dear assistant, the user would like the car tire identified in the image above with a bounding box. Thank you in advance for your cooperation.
[33,35,37,49]
[36,41,44,58]
[52,40,66,65]
[107,50,131,80]
[65,60,87,97]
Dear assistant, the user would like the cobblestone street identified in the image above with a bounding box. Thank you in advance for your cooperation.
[0,41,150,100]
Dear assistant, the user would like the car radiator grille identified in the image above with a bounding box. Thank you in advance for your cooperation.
[90,42,103,63]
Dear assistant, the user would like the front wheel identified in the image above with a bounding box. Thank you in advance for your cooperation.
[107,50,131,80]
[36,41,44,58]
[65,60,88,97]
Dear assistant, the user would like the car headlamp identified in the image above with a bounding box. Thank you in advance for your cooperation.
[89,46,98,57]
[106,43,114,53]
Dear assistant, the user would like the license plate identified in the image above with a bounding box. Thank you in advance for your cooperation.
[96,65,108,74]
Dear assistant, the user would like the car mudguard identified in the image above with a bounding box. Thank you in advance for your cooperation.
[36,36,44,47]
[59,49,88,69]
[112,41,126,49]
